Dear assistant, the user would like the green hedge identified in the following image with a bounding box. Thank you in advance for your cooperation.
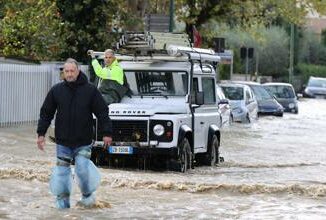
[296,63,326,83]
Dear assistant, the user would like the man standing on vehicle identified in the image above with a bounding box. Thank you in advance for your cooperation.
[89,49,128,104]
[37,58,112,209]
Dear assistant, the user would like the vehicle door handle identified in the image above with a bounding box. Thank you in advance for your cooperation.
[200,122,204,125]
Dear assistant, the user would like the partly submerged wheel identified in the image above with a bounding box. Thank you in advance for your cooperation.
[244,114,251,123]
[203,135,220,166]
[177,138,192,172]
[229,114,233,125]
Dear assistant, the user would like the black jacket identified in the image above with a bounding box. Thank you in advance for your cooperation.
[37,72,112,147]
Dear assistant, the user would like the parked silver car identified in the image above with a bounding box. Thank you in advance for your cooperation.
[220,83,258,123]
[263,82,298,114]
[303,76,326,98]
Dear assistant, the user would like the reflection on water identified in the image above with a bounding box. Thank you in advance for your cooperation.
[1,99,326,219]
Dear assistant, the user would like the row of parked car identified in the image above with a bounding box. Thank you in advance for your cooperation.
[216,81,299,125]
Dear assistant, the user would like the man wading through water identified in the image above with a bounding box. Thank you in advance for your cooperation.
[37,58,112,209]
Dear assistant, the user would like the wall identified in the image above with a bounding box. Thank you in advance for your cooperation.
[0,63,89,127]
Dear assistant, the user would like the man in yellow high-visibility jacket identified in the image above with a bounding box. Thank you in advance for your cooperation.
[89,49,128,104]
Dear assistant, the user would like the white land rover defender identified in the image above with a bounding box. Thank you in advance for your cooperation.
[91,32,222,172]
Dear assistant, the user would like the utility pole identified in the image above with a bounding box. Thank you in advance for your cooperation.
[255,51,259,81]
[289,23,294,84]
[241,47,254,81]
[169,0,174,32]
[230,51,234,80]
[245,48,249,81]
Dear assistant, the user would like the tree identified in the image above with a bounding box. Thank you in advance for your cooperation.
[0,1,66,60]
[299,30,326,65]
[257,26,289,77]
[202,23,289,78]
[175,0,326,34]
[55,0,121,62]
[322,29,326,46]
[0,1,5,19]
[175,0,235,38]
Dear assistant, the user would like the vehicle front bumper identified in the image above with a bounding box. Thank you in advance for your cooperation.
[92,144,179,158]
[258,109,283,116]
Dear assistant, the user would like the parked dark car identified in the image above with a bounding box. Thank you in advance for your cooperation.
[263,82,298,114]
[235,81,284,117]
[303,76,326,98]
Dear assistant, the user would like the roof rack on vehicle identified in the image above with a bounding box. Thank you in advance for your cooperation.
[89,32,220,63]
[116,31,191,50]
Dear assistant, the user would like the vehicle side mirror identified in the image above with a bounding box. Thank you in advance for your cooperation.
[195,91,204,105]
[218,99,229,105]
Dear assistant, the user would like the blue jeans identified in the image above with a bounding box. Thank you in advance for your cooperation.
[50,144,101,209]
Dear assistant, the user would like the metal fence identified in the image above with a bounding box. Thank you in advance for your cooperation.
[0,63,89,127]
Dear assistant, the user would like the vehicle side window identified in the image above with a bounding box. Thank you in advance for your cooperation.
[192,78,198,92]
[191,78,199,103]
[202,77,216,104]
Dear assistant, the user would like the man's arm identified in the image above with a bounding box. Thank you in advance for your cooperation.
[91,59,111,79]
[36,89,57,150]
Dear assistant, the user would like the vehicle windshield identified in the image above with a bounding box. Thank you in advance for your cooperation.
[307,78,326,88]
[250,85,273,100]
[221,86,244,100]
[264,85,295,99]
[125,71,188,96]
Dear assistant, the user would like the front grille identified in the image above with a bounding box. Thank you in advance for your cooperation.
[112,120,148,142]
[93,119,148,142]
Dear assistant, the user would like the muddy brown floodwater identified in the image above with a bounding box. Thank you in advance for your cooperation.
[1,98,326,219]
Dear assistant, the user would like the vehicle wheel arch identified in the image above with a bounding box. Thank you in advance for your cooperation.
[207,125,220,150]
[229,113,234,125]
[178,125,193,152]
[176,125,193,172]
[198,124,220,166]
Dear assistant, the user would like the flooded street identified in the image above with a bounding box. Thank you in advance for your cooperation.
[1,98,326,219]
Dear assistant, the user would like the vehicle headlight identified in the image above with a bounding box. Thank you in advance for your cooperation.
[153,124,165,136]
[288,103,295,108]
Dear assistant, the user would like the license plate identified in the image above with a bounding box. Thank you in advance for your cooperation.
[108,146,133,154]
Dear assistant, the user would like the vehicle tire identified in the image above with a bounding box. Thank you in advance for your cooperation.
[219,115,223,128]
[177,138,192,172]
[244,114,251,123]
[229,114,233,125]
[203,135,220,166]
